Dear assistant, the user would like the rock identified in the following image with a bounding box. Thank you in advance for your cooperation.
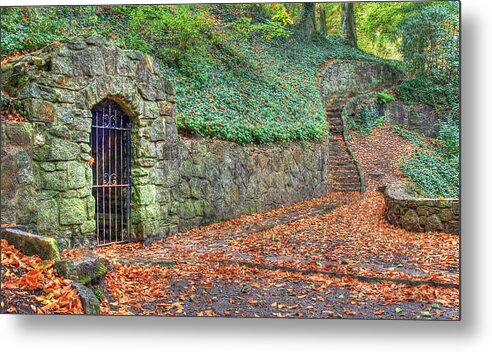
[41,170,67,191]
[47,138,80,161]
[319,59,403,100]
[72,282,100,315]
[5,122,33,147]
[425,214,444,232]
[59,198,87,225]
[400,209,421,232]
[37,101,56,123]
[1,228,61,261]
[67,161,88,189]
[134,185,156,206]
[36,198,59,232]
[54,251,109,285]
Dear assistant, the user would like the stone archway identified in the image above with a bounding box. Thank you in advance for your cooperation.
[2,36,179,248]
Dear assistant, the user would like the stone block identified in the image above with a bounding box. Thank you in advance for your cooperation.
[41,170,67,191]
[157,101,175,117]
[5,122,33,146]
[1,228,61,261]
[36,198,59,232]
[439,208,455,222]
[16,151,34,185]
[72,283,100,315]
[178,200,196,220]
[425,214,444,232]
[59,198,87,225]
[134,185,156,206]
[37,101,56,123]
[67,161,88,189]
[400,209,421,232]
[47,138,80,161]
[416,206,430,217]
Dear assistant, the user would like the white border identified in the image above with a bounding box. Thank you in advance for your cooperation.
[2,1,491,351]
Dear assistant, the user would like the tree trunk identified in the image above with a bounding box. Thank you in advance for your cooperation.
[319,6,327,36]
[342,2,357,48]
[298,3,317,39]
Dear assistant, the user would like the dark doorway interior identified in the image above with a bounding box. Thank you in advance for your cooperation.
[90,100,132,245]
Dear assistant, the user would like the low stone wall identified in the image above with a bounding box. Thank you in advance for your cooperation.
[384,183,459,234]
[172,138,328,234]
[341,93,438,137]
[319,59,403,101]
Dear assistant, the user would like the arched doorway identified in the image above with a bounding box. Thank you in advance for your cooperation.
[90,99,132,245]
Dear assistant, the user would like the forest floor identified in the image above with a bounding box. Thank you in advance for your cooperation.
[1,125,460,319]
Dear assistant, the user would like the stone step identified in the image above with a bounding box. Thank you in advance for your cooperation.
[329,159,354,165]
[331,177,360,184]
[328,119,342,123]
[330,161,355,166]
[330,166,359,175]
[331,188,361,193]
[331,182,361,188]
[329,147,349,154]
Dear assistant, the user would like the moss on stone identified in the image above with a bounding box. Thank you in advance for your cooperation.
[77,274,92,285]
[59,198,86,225]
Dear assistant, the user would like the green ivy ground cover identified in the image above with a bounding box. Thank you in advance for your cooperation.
[1,5,389,145]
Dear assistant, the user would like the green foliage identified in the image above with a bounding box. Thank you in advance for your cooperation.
[437,119,460,155]
[376,89,396,105]
[392,125,429,149]
[1,7,70,54]
[394,125,459,198]
[1,90,26,119]
[400,148,459,198]
[352,106,384,136]
[252,20,292,40]
[354,2,414,59]
[127,5,221,80]
[397,2,459,81]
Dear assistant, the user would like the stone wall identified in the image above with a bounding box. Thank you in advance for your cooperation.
[172,138,328,234]
[384,183,459,234]
[319,59,403,101]
[341,93,439,137]
[1,36,329,248]
[1,122,37,226]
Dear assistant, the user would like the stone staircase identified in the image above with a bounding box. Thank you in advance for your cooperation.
[326,99,364,193]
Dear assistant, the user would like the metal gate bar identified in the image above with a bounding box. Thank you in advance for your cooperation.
[91,100,132,245]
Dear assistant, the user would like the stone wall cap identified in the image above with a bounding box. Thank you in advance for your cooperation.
[384,182,458,202]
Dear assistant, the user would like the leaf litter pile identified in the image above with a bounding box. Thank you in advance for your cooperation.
[0,239,83,314]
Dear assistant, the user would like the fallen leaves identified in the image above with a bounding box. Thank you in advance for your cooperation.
[349,124,414,190]
[1,239,83,314]
[57,125,459,319]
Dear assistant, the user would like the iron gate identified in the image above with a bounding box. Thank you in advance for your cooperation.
[90,100,132,245]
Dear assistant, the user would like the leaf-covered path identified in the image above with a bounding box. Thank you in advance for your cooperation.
[65,191,459,319]
[61,125,459,319]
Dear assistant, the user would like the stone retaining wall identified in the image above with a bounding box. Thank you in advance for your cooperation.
[384,183,459,234]
[342,93,439,137]
[172,138,328,235]
[319,59,403,101]
[1,35,329,248]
